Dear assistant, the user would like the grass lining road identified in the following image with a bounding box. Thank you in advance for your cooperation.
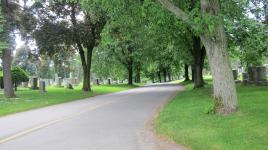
[0,84,138,116]
[155,80,268,150]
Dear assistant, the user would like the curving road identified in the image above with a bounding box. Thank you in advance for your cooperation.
[0,84,183,150]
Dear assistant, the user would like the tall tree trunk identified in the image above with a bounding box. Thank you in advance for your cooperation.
[191,66,194,82]
[2,48,15,98]
[163,68,167,82]
[168,71,171,81]
[184,64,190,81]
[158,0,237,114]
[71,3,92,92]
[135,72,141,83]
[158,71,162,83]
[200,0,237,114]
[127,62,133,85]
[151,73,155,83]
[193,36,205,88]
[84,46,93,91]
[1,0,15,98]
[77,43,91,92]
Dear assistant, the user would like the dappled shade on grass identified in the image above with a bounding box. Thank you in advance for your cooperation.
[155,82,268,150]
[0,84,137,116]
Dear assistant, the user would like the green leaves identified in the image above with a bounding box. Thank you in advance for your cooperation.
[11,66,29,83]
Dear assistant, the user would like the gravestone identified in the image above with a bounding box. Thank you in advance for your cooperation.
[256,66,267,85]
[31,77,38,90]
[74,78,79,85]
[55,77,62,87]
[232,69,238,80]
[256,66,267,81]
[22,82,28,87]
[108,78,111,85]
[67,83,73,89]
[43,79,51,86]
[248,67,258,84]
[242,73,249,84]
[39,81,46,92]
[69,72,73,78]
[96,78,100,85]
[55,74,62,87]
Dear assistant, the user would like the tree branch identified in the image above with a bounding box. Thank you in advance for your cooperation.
[157,0,189,22]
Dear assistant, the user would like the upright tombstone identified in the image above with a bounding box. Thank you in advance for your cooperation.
[256,66,267,85]
[39,81,46,92]
[242,73,249,85]
[31,77,38,90]
[22,82,28,87]
[55,74,60,86]
[69,72,73,78]
[58,77,62,87]
[108,78,111,85]
[232,69,238,80]
[96,78,100,85]
[67,83,74,89]
[256,66,267,81]
[248,67,258,84]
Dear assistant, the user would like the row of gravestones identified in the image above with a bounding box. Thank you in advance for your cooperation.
[29,77,77,92]
[233,66,267,85]
[93,78,126,85]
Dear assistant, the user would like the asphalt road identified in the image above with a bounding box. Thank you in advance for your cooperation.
[0,84,182,150]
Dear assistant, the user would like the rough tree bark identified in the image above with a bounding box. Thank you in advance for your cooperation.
[2,48,15,98]
[158,0,237,114]
[1,0,15,98]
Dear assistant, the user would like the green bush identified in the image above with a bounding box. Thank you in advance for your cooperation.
[12,66,29,84]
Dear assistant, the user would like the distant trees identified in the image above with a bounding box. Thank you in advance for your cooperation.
[13,45,38,76]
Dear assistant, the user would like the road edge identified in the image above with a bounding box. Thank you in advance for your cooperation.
[138,84,189,150]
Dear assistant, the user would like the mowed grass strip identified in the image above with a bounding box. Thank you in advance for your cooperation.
[155,81,268,150]
[0,84,137,116]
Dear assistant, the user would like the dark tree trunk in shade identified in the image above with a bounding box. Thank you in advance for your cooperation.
[192,36,206,88]
[163,69,167,82]
[184,64,190,81]
[127,63,133,85]
[158,71,162,83]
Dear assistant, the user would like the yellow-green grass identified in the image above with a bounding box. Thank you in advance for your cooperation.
[155,81,268,150]
[0,84,137,116]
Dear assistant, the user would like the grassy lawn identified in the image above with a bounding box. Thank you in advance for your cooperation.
[155,80,268,150]
[0,84,137,116]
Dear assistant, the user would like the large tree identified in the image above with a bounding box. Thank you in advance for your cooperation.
[0,0,20,98]
[157,0,237,114]
[32,1,107,91]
